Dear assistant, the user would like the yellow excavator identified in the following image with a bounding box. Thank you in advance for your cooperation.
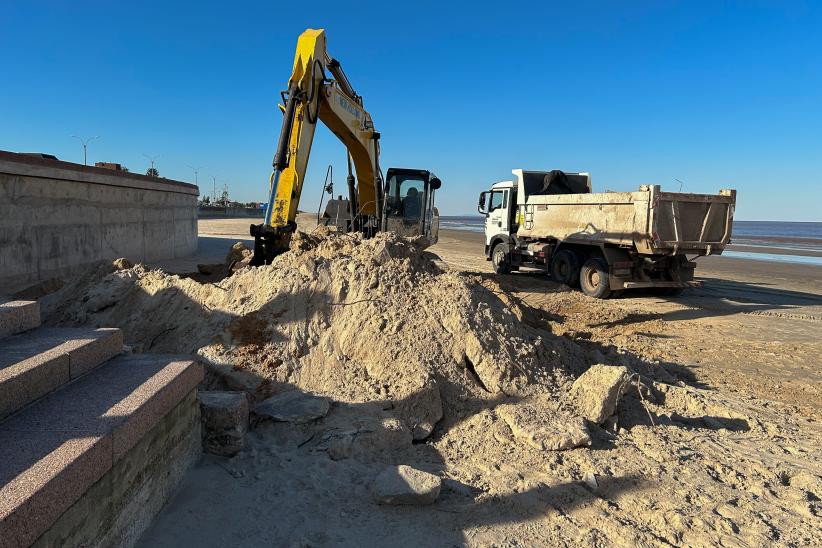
[250,28,442,265]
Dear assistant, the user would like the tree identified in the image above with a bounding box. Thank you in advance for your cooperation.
[146,167,159,177]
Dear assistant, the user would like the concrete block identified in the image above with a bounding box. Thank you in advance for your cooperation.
[200,391,248,456]
[0,299,40,339]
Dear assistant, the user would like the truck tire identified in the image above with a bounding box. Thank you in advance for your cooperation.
[491,243,513,274]
[579,258,611,299]
[550,250,580,287]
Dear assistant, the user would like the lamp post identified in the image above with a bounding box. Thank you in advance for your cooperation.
[143,153,161,174]
[187,165,204,187]
[71,135,99,166]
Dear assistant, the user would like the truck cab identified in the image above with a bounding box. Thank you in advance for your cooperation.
[477,180,516,255]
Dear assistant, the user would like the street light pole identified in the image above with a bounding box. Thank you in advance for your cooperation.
[186,165,204,187]
[143,153,161,173]
[71,135,99,166]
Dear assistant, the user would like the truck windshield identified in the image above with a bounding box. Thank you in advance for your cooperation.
[386,172,426,220]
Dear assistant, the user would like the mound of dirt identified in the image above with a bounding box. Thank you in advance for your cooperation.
[42,229,597,436]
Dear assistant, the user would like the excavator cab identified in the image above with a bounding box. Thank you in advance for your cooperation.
[382,168,441,245]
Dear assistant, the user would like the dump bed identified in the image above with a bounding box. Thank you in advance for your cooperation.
[514,170,735,255]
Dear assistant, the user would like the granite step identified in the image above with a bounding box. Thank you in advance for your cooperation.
[0,327,123,421]
[0,354,203,548]
[0,300,40,340]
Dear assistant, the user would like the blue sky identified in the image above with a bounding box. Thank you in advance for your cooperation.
[1,1,820,220]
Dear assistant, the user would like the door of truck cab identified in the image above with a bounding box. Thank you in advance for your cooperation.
[478,186,512,245]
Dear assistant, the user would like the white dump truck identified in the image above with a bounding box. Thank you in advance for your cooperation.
[477,169,736,298]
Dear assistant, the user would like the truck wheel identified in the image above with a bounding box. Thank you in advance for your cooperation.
[550,250,580,287]
[491,243,512,274]
[579,258,611,299]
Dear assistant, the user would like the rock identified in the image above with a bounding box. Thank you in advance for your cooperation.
[583,471,598,490]
[498,404,591,451]
[254,390,330,424]
[200,391,249,457]
[225,242,252,266]
[571,364,632,424]
[372,465,441,505]
[112,257,133,270]
[394,377,443,440]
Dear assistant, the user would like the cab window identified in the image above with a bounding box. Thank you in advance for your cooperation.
[386,172,425,220]
[489,191,505,211]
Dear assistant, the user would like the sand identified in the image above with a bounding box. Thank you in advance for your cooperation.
[36,216,822,547]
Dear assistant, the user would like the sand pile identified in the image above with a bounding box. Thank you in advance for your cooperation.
[42,229,596,436]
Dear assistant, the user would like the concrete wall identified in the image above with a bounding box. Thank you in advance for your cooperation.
[0,151,199,293]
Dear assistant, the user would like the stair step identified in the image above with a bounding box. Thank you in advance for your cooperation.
[0,327,123,421]
[0,354,203,548]
[0,300,40,340]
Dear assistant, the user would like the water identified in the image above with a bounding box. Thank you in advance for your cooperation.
[438,217,822,265]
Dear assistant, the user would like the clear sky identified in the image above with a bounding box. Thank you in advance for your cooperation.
[1,1,820,220]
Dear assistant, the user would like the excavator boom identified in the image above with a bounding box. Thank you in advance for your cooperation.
[250,29,440,265]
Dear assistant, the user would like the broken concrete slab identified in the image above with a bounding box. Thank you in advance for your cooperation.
[571,364,632,424]
[253,391,330,424]
[0,299,40,339]
[372,465,441,505]
[200,391,248,457]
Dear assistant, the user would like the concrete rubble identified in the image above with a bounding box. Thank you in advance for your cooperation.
[571,364,632,424]
[253,391,330,424]
[372,465,441,505]
[200,391,249,457]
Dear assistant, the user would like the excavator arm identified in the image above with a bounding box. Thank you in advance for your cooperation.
[250,29,384,265]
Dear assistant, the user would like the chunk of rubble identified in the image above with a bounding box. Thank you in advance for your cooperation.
[571,364,632,424]
[498,404,591,451]
[253,390,330,424]
[372,465,441,505]
[200,391,249,457]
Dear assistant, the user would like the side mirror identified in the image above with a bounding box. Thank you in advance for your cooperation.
[429,177,442,190]
[477,192,487,214]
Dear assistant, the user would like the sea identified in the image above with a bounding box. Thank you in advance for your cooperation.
[438,217,822,266]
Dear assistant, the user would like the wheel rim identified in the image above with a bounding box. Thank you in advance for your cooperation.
[493,248,504,267]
